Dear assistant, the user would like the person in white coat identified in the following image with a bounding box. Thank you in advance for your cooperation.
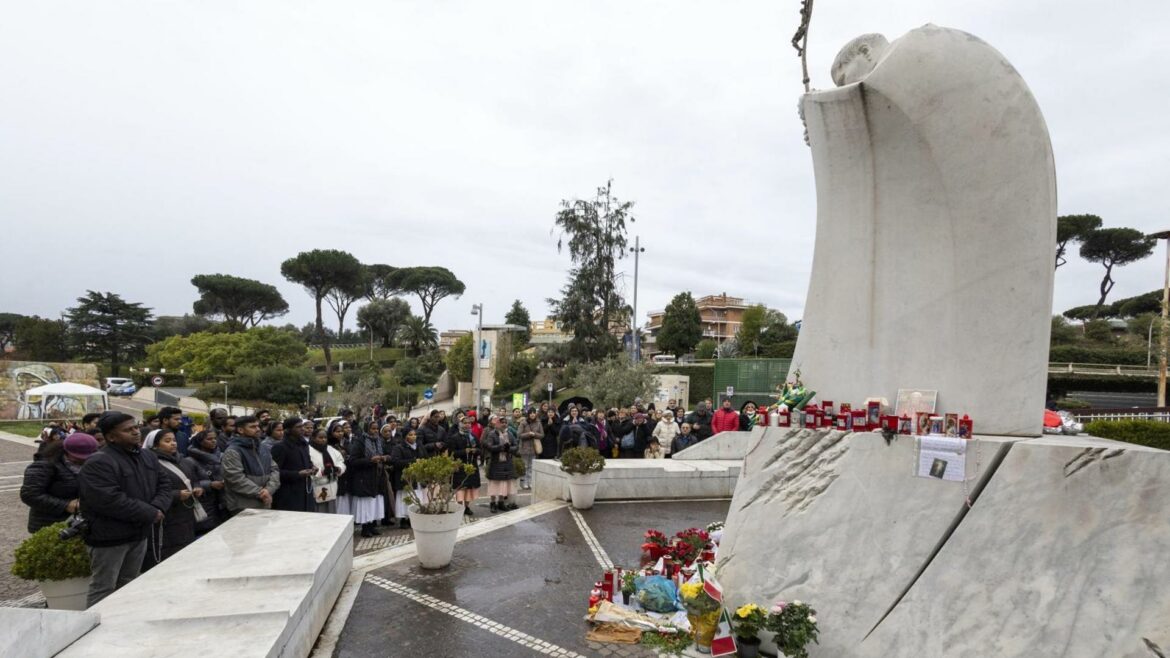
[652,410,680,457]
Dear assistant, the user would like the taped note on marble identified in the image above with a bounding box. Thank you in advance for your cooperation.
[916,436,967,482]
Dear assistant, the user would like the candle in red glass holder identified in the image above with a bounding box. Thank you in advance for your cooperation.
[599,572,614,601]
[820,408,833,428]
[777,408,791,427]
[835,412,849,431]
[959,415,973,439]
[589,583,604,610]
[881,415,898,432]
[803,409,818,429]
[867,401,882,428]
[822,400,834,417]
[852,409,867,431]
[898,414,913,435]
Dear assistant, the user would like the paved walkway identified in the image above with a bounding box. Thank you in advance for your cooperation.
[327,499,731,658]
[0,433,40,603]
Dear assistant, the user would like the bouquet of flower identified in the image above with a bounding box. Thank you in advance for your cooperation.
[732,603,767,641]
[671,528,710,565]
[764,600,820,658]
[678,582,720,616]
[641,529,671,564]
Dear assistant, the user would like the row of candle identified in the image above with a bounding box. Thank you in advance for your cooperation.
[773,400,974,438]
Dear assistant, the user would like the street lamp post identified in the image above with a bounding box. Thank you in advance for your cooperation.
[219,380,228,412]
[630,235,645,363]
[471,304,483,413]
[301,384,310,408]
[1148,230,1170,408]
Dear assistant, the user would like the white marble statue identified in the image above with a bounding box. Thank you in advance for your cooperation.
[790,24,1056,436]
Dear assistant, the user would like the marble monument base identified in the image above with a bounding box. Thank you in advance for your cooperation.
[717,428,1170,657]
[59,509,353,658]
[533,458,740,502]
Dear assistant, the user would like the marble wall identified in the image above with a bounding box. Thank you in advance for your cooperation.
[717,428,1170,657]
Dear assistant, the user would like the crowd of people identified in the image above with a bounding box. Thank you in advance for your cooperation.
[18,395,760,608]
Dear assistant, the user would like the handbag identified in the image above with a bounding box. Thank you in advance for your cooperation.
[620,432,636,450]
[534,439,543,455]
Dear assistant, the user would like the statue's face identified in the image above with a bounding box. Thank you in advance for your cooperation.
[831,34,890,86]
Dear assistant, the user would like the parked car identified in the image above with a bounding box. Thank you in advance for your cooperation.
[104,377,133,391]
[108,383,137,396]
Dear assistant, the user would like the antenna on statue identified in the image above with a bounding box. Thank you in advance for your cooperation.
[792,0,815,93]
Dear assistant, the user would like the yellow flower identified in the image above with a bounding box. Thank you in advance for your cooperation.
[679,582,704,600]
[736,604,760,618]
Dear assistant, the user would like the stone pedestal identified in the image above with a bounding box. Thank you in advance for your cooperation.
[59,510,353,658]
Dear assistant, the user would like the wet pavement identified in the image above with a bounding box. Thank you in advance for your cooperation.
[335,499,730,658]
[0,436,40,604]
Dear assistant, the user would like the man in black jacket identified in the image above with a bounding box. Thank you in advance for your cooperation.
[270,417,316,512]
[77,412,172,607]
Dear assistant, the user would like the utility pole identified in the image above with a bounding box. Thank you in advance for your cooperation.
[630,235,645,363]
[1148,231,1170,408]
[471,304,483,412]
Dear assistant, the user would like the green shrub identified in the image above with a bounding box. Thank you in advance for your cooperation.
[193,365,317,405]
[560,446,605,474]
[1084,420,1170,451]
[694,339,718,360]
[403,454,474,514]
[1047,374,1155,395]
[1048,345,1147,365]
[142,408,158,422]
[11,522,92,581]
[513,456,525,478]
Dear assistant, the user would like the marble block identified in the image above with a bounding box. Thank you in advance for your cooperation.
[671,428,762,461]
[533,458,740,502]
[792,24,1056,435]
[0,608,99,658]
[857,438,1170,657]
[717,429,1021,656]
[59,510,353,658]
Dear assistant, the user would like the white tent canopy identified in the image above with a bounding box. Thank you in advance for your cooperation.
[24,382,109,419]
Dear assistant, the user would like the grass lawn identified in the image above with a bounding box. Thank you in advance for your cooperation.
[0,421,51,438]
[307,346,403,367]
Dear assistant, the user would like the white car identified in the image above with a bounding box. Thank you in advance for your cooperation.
[104,377,133,391]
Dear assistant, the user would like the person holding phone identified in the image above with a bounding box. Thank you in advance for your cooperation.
[271,417,317,513]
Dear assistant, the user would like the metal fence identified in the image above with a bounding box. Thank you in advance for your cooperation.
[1070,408,1170,423]
[712,358,793,409]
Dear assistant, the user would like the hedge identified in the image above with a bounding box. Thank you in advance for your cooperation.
[1047,375,1155,396]
[1084,420,1170,451]
[142,409,208,426]
[1048,346,1148,366]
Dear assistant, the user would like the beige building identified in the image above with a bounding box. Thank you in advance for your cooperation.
[438,330,471,354]
[645,293,754,352]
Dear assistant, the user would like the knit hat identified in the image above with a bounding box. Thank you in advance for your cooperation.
[63,433,99,460]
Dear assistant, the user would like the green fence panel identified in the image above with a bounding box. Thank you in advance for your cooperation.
[712,358,792,409]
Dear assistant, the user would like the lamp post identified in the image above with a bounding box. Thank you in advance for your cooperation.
[1148,230,1170,408]
[629,235,645,363]
[471,304,483,413]
[301,384,311,408]
[218,380,228,412]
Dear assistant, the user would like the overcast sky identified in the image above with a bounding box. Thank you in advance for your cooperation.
[2,1,1168,336]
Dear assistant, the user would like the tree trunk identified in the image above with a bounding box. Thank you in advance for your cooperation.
[1092,265,1115,319]
[317,296,333,380]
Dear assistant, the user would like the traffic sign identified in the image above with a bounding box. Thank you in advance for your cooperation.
[725,386,735,397]
[423,388,434,400]
[547,382,554,392]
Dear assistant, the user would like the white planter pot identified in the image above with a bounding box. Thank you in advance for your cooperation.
[408,509,462,569]
[39,576,90,610]
[567,471,602,509]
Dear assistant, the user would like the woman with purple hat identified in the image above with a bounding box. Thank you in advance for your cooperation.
[20,432,97,533]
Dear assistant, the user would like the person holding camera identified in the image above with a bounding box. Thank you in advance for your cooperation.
[77,412,173,607]
[307,427,346,513]
[21,432,97,533]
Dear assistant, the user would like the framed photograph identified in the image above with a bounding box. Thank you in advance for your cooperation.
[916,412,931,436]
[929,416,945,436]
[895,389,938,419]
[945,413,959,437]
[929,458,948,479]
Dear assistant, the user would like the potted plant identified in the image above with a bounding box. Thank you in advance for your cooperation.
[732,603,767,657]
[620,570,637,605]
[558,446,605,509]
[11,521,92,610]
[404,454,475,569]
[763,600,820,658]
[641,529,670,565]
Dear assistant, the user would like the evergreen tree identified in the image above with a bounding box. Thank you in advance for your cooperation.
[66,291,154,375]
[656,292,702,357]
[504,300,532,345]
